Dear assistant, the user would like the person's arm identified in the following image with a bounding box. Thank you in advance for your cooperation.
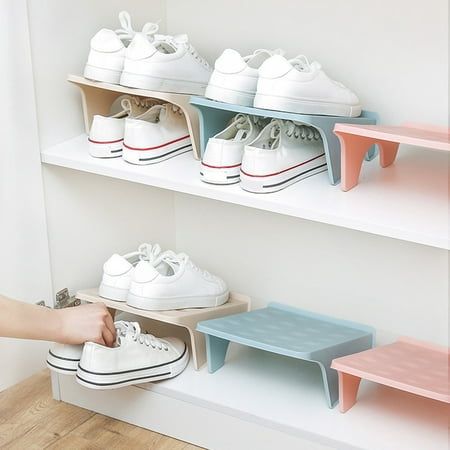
[0,295,116,346]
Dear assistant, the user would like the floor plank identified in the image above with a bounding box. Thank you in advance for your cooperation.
[0,370,201,450]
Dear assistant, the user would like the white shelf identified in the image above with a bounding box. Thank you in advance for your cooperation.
[41,134,449,249]
[59,345,449,450]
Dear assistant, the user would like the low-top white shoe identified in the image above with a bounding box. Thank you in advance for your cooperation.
[240,120,327,193]
[84,11,159,84]
[76,321,189,389]
[127,250,229,311]
[99,243,163,302]
[254,55,362,117]
[120,33,212,95]
[122,104,192,165]
[47,343,83,375]
[88,96,158,158]
[205,49,283,106]
[200,114,262,184]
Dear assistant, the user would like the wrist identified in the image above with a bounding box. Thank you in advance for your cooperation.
[50,308,66,343]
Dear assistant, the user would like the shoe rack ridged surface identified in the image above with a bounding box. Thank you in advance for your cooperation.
[68,74,202,159]
[76,288,250,370]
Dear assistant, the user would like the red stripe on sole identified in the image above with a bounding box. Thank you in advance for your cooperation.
[124,135,191,151]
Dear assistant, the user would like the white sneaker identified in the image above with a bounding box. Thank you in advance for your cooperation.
[200,114,262,184]
[76,321,189,389]
[122,104,192,165]
[99,243,163,302]
[254,55,362,117]
[205,49,283,106]
[84,11,159,84]
[240,120,327,193]
[120,33,212,95]
[88,96,157,158]
[127,251,229,311]
[47,343,83,375]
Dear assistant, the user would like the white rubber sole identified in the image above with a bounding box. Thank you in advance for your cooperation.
[200,163,241,185]
[84,64,121,84]
[88,139,123,158]
[205,84,255,107]
[240,156,328,193]
[76,345,189,390]
[254,93,362,118]
[46,350,80,375]
[120,72,207,95]
[98,283,128,302]
[123,137,192,165]
[127,291,230,311]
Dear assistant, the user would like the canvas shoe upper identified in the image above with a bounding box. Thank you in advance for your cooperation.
[99,243,163,302]
[120,33,212,95]
[88,96,159,158]
[47,343,83,375]
[205,49,283,106]
[200,114,263,185]
[122,103,192,165]
[127,250,229,311]
[240,120,328,193]
[76,321,189,389]
[254,55,362,117]
[84,11,159,84]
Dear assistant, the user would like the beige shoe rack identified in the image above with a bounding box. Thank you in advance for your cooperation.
[68,74,202,159]
[76,288,251,370]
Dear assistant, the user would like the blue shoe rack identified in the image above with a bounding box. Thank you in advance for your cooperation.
[190,96,379,185]
[197,303,374,408]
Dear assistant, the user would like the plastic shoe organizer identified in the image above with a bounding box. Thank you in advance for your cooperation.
[76,288,250,370]
[197,303,374,408]
[334,123,450,191]
[190,96,379,185]
[68,74,202,159]
[331,337,450,413]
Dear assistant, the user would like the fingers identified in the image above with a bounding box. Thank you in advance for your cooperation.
[103,309,117,343]
[102,326,115,348]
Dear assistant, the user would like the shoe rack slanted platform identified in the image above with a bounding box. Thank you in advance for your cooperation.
[334,123,450,191]
[68,74,202,159]
[76,288,250,370]
[190,96,379,185]
[331,337,450,413]
[197,302,375,408]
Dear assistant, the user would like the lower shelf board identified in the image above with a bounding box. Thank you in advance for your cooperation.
[41,134,449,249]
[57,345,449,450]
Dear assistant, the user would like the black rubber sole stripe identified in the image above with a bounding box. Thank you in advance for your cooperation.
[227,174,240,179]
[111,148,122,153]
[138,144,192,162]
[77,344,187,376]
[263,163,327,188]
[76,371,171,387]
[46,360,77,372]
[48,350,81,362]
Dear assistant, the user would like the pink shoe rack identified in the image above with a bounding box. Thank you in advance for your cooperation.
[331,337,450,412]
[334,123,450,191]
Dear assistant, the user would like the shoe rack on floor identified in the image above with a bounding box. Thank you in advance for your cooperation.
[190,96,379,185]
[76,288,251,370]
[68,75,202,159]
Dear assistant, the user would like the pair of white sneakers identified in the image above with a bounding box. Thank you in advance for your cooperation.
[205,49,361,118]
[201,115,327,192]
[84,11,211,95]
[88,95,192,164]
[99,243,229,311]
[47,321,189,389]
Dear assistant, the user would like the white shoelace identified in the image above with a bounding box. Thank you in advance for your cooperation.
[158,250,212,279]
[286,122,321,141]
[115,321,169,351]
[138,243,162,263]
[115,10,159,41]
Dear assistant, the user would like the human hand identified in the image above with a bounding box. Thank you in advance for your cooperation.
[55,303,116,347]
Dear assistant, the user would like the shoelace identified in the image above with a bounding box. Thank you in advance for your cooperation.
[115,321,169,351]
[115,10,159,41]
[159,250,212,279]
[286,122,321,141]
[138,243,162,263]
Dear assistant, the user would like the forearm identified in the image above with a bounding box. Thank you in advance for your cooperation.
[0,295,63,341]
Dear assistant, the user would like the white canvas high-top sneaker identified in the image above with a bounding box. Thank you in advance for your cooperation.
[47,343,83,375]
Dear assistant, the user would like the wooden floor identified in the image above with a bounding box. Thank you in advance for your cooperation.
[0,370,202,449]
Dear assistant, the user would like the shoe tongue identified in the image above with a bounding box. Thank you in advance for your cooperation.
[120,97,148,118]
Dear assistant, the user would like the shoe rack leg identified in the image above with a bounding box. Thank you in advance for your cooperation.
[317,360,339,408]
[188,329,207,371]
[335,132,374,191]
[205,335,230,373]
[316,126,342,185]
[337,372,361,413]
[378,140,399,168]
